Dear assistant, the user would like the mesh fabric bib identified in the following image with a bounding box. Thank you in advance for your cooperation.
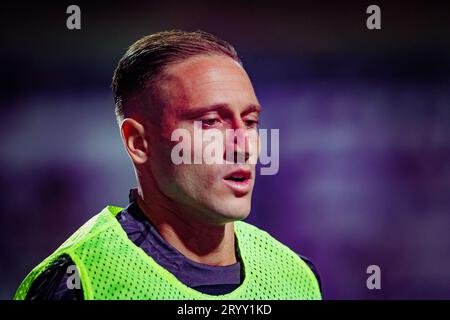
[15,206,321,300]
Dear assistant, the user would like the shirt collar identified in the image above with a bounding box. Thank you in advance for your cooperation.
[128,188,139,203]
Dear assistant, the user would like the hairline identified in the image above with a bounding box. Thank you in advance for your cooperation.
[118,52,243,127]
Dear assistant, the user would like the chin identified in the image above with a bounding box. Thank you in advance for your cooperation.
[213,198,252,222]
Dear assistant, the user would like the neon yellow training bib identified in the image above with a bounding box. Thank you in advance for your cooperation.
[15,206,322,300]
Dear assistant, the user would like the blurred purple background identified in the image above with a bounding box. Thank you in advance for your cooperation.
[1,1,449,299]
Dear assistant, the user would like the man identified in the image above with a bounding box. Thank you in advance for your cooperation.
[14,30,322,300]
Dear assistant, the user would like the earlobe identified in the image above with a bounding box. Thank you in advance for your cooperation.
[121,118,149,164]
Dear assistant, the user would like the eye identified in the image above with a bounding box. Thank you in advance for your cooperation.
[245,119,259,128]
[200,118,221,128]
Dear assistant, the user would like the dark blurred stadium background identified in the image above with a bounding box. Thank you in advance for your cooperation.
[1,0,449,299]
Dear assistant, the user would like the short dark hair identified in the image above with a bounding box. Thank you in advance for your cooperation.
[111,30,242,124]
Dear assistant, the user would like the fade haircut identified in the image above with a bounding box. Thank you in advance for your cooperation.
[111,30,242,125]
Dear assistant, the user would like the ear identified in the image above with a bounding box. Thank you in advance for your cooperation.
[120,118,149,165]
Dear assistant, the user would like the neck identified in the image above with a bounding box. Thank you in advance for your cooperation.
[136,189,237,266]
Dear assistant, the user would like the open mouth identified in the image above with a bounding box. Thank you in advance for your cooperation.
[225,176,248,182]
[223,169,252,195]
[224,169,251,181]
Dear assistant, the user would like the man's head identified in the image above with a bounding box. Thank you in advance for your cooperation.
[112,30,260,226]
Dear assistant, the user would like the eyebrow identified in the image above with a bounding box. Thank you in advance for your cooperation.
[179,103,262,119]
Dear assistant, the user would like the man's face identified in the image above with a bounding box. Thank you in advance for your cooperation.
[147,54,260,225]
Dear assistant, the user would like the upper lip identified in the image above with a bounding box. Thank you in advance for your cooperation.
[223,168,252,180]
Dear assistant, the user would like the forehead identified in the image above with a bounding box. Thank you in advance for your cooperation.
[159,54,259,114]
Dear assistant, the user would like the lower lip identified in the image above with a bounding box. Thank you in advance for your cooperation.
[223,178,252,196]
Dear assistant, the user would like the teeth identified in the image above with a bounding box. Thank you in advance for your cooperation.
[227,180,248,189]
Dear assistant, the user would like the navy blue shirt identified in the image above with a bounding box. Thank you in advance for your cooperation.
[25,189,321,299]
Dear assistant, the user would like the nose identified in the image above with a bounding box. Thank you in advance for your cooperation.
[223,120,251,164]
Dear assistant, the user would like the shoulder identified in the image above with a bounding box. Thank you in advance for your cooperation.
[25,254,84,300]
[235,221,322,284]
[296,253,322,294]
[17,206,123,300]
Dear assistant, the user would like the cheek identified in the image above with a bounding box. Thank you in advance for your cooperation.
[173,163,220,194]
[193,165,223,187]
